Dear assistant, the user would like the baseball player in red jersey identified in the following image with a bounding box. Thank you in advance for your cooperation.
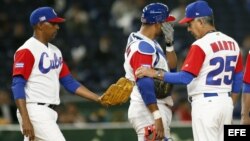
[135,1,243,141]
[124,3,177,141]
[241,51,250,124]
[11,7,100,141]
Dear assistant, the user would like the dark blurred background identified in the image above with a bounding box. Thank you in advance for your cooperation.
[0,0,250,128]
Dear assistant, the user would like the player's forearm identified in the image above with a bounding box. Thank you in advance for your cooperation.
[166,51,177,72]
[75,85,100,103]
[241,94,250,114]
[15,99,30,120]
[241,83,250,124]
[147,104,159,112]
[241,94,250,124]
[159,71,193,85]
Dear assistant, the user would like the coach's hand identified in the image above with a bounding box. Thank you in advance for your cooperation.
[155,118,165,140]
[135,66,157,78]
[22,118,35,141]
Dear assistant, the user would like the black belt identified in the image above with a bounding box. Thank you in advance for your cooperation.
[37,103,57,109]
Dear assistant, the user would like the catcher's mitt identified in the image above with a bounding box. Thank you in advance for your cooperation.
[154,68,173,99]
[100,77,134,106]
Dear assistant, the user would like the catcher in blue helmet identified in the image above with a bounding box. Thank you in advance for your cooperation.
[141,3,175,24]
[123,2,177,141]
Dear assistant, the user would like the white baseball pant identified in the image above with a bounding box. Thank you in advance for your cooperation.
[17,103,65,141]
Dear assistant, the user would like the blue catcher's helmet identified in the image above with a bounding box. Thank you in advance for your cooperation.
[141,3,175,24]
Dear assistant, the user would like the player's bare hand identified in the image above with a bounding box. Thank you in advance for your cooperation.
[22,119,35,141]
[154,118,165,140]
[135,66,156,78]
[97,96,102,104]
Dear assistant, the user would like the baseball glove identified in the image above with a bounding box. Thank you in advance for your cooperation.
[154,69,173,99]
[100,77,134,106]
